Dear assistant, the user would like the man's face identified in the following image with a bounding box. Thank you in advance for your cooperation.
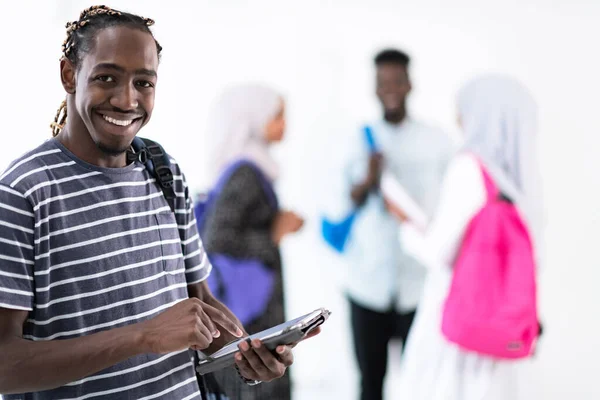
[376,63,411,117]
[73,26,159,155]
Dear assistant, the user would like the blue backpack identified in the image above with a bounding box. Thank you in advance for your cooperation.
[321,125,377,253]
[195,160,278,326]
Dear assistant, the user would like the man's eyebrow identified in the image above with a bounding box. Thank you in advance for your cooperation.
[92,63,157,77]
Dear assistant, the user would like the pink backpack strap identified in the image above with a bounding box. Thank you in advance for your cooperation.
[472,156,499,202]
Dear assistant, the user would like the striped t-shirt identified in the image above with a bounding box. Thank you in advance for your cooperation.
[0,138,212,399]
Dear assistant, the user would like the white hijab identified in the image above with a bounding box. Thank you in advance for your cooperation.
[207,84,282,182]
[458,75,544,253]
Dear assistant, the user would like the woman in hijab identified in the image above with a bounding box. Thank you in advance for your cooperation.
[201,84,303,400]
[389,75,544,399]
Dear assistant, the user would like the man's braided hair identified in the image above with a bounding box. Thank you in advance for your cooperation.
[51,5,161,136]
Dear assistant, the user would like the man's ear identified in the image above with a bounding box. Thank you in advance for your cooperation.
[60,58,76,94]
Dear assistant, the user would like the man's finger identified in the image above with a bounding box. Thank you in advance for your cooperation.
[191,330,211,350]
[194,316,213,347]
[274,345,294,367]
[290,327,322,348]
[239,340,271,379]
[251,339,283,373]
[305,327,321,340]
[197,307,220,338]
[234,352,257,381]
[203,302,244,338]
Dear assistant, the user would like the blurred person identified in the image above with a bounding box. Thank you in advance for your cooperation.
[390,75,544,400]
[0,6,317,400]
[199,84,303,400]
[342,49,455,400]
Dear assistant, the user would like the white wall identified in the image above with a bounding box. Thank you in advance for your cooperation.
[2,1,599,398]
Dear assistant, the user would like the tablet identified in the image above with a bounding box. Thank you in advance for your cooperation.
[196,307,331,375]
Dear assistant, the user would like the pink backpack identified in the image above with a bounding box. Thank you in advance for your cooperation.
[441,159,539,359]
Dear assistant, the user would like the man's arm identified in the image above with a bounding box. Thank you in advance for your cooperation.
[0,298,242,394]
[0,308,145,394]
[351,180,374,206]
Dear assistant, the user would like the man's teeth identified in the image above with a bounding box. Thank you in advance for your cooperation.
[103,115,135,127]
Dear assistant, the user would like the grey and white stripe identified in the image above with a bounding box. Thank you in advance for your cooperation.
[0,139,209,400]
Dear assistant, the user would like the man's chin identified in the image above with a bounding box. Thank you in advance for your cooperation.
[95,140,132,157]
[384,109,404,121]
[90,117,140,157]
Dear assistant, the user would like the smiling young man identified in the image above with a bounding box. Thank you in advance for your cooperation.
[0,6,308,400]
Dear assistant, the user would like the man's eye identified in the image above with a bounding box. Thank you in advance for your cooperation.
[137,81,154,88]
[96,76,115,83]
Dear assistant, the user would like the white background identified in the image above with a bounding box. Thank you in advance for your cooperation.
[1,1,599,398]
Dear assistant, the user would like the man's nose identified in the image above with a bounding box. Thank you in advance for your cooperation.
[110,83,138,111]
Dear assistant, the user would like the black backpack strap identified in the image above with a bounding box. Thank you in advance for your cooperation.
[130,137,176,212]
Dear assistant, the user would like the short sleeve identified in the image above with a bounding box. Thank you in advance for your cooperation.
[0,183,35,311]
[171,162,212,285]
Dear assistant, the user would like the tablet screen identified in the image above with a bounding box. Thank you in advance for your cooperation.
[207,310,321,359]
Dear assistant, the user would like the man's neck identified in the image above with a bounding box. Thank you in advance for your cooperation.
[383,110,407,125]
[56,125,127,169]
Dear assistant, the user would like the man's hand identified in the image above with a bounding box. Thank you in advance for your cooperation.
[351,153,384,206]
[234,327,322,382]
[366,153,384,188]
[235,339,292,382]
[139,298,244,354]
[383,197,409,222]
